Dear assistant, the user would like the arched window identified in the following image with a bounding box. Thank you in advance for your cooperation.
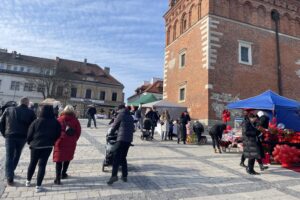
[189,4,198,26]
[173,20,178,40]
[243,2,253,23]
[166,26,172,45]
[181,13,188,33]
[257,5,266,26]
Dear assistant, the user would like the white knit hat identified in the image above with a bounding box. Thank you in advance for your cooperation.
[257,111,265,118]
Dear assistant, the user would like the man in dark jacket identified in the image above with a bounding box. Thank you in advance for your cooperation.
[180,111,191,144]
[107,104,134,185]
[193,121,204,144]
[209,123,226,153]
[145,108,159,139]
[0,97,36,185]
[86,105,97,128]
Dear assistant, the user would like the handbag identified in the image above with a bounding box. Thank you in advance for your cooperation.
[64,121,75,136]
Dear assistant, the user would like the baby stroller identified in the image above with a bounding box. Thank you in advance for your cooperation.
[102,128,118,172]
[141,118,152,140]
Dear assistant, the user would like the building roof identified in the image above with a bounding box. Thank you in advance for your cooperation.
[144,80,163,94]
[0,51,123,87]
[128,80,163,101]
[0,51,56,69]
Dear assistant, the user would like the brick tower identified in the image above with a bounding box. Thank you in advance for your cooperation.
[163,0,300,124]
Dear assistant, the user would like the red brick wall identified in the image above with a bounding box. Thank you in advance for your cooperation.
[164,0,300,123]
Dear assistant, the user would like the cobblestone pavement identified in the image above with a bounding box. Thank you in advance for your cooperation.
[0,119,299,200]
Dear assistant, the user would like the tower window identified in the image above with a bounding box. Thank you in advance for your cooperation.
[238,41,252,65]
[179,87,186,102]
[179,50,187,68]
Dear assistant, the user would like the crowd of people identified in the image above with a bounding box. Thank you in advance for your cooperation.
[0,97,274,192]
[0,97,81,192]
[127,106,205,145]
[126,105,270,176]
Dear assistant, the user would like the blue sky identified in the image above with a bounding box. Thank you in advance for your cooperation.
[0,0,168,100]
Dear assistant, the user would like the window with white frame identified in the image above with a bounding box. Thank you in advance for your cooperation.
[10,81,20,91]
[179,50,186,68]
[37,84,45,92]
[7,64,12,70]
[0,63,5,69]
[179,86,186,102]
[238,41,252,65]
[24,83,34,92]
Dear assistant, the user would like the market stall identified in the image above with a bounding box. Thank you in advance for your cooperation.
[227,90,300,167]
[142,100,187,137]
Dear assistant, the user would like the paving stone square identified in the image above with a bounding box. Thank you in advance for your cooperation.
[0,119,299,200]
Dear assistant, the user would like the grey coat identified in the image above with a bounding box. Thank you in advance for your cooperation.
[110,109,134,143]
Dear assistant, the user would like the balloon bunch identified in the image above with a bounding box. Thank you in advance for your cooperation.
[290,132,300,144]
[224,125,232,134]
[222,110,231,123]
[272,144,300,167]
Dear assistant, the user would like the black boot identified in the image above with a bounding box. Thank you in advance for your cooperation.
[240,162,247,168]
[107,176,118,185]
[54,174,61,185]
[246,167,260,175]
[259,164,269,171]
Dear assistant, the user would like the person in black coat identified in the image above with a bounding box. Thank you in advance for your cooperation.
[86,105,97,128]
[240,111,269,171]
[180,111,191,144]
[0,97,36,186]
[242,113,261,175]
[193,121,204,144]
[26,105,61,192]
[256,111,269,170]
[209,123,226,153]
[107,104,135,185]
[145,108,159,139]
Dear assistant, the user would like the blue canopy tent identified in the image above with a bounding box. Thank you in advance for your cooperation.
[227,90,300,131]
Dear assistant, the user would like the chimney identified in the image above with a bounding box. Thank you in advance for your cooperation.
[12,51,17,58]
[104,67,110,74]
[84,58,87,64]
[143,81,150,85]
[56,57,60,62]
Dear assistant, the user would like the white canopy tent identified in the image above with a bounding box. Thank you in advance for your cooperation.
[142,100,187,120]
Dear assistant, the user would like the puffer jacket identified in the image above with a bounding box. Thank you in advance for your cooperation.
[242,118,261,159]
[27,118,61,148]
[0,105,36,138]
[110,108,134,143]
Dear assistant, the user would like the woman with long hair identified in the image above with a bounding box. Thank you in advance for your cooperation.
[26,105,61,192]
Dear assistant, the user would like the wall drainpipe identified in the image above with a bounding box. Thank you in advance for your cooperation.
[271,10,282,95]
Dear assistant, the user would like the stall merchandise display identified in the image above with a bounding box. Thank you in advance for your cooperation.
[272,145,300,167]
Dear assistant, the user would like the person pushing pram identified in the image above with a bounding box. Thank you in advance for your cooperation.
[140,117,152,140]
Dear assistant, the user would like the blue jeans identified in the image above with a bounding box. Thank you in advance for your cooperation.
[5,138,26,180]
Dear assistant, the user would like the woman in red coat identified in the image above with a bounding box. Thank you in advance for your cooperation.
[53,105,81,184]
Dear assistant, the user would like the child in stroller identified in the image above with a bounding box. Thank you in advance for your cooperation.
[102,128,118,172]
[141,118,152,140]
